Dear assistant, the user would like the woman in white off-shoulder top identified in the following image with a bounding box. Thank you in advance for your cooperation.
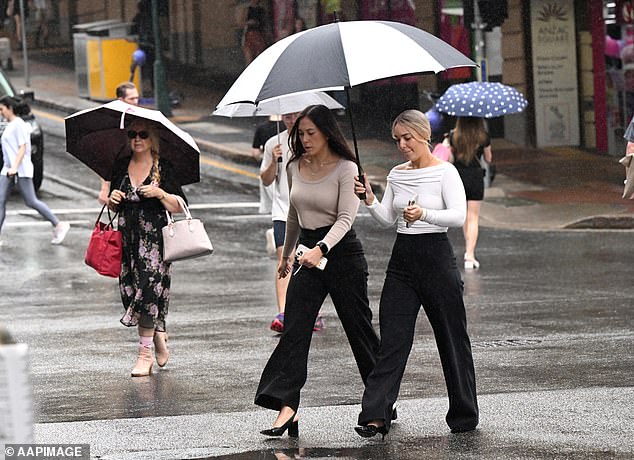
[353,110,479,438]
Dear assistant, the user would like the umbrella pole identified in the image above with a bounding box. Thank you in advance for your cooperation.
[345,86,366,200]
[276,119,282,182]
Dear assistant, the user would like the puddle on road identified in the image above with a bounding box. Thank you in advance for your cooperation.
[199,447,391,460]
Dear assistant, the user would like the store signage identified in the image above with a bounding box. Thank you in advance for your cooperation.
[530,0,580,147]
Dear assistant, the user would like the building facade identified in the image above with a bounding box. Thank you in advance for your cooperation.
[39,1,617,154]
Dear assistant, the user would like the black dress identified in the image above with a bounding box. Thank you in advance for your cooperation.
[451,132,490,201]
[110,157,186,332]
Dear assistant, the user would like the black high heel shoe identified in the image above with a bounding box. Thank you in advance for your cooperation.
[354,424,388,439]
[260,412,299,437]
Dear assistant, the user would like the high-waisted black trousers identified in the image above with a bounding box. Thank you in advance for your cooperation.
[255,226,380,412]
[358,233,479,432]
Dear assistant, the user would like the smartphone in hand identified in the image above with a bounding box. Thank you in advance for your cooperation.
[405,194,418,228]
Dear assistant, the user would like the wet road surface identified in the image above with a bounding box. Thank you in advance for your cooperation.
[1,126,633,459]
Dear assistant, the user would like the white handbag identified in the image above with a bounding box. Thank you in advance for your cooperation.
[162,195,213,263]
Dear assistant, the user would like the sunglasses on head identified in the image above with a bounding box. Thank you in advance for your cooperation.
[127,130,150,139]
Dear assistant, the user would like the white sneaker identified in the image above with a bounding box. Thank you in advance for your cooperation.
[265,228,276,256]
[51,222,70,245]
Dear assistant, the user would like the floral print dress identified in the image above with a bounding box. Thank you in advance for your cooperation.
[110,157,186,332]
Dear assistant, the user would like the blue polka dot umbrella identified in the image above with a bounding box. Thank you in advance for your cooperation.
[435,82,528,118]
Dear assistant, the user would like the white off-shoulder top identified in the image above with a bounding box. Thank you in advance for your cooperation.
[367,162,466,234]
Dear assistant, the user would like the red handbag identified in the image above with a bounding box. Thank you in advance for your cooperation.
[85,204,122,277]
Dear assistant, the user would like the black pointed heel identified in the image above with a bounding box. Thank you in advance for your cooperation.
[288,420,299,438]
[260,412,299,437]
[354,424,388,440]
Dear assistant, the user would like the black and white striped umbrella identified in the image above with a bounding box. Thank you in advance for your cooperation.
[435,82,528,118]
[218,20,476,106]
[218,20,475,181]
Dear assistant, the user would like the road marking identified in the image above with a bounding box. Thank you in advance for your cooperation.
[4,219,89,227]
[217,214,271,220]
[5,202,260,216]
[33,108,260,180]
[33,108,65,122]
[199,157,259,179]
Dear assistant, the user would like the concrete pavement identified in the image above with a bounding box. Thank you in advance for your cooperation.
[8,47,634,231]
[33,387,634,459]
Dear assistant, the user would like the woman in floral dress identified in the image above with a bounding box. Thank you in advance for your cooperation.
[108,119,185,377]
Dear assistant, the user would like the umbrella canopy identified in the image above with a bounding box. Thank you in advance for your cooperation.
[435,81,528,118]
[213,91,345,118]
[65,100,200,185]
[217,20,476,107]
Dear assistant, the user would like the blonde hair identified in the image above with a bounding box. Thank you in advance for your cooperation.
[452,117,488,164]
[391,110,431,143]
[129,120,161,185]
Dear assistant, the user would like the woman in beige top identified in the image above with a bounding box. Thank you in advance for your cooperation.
[255,104,380,437]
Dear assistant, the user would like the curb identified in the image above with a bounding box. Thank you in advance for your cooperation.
[564,215,634,230]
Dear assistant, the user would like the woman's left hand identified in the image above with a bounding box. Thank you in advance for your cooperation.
[298,246,323,268]
[403,204,423,225]
[137,185,165,200]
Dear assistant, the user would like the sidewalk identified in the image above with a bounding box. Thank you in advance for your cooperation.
[8,47,634,230]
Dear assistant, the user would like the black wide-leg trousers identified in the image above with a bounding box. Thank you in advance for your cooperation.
[358,233,479,432]
[255,227,380,412]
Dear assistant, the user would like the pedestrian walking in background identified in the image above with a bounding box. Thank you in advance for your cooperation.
[353,109,478,438]
[251,116,278,162]
[255,104,379,437]
[450,117,492,269]
[5,0,27,49]
[260,112,296,332]
[131,0,154,95]
[252,116,279,255]
[107,119,186,377]
[293,16,306,34]
[259,111,325,333]
[623,115,634,156]
[0,96,70,247]
[32,0,50,48]
[241,0,268,65]
[98,82,140,205]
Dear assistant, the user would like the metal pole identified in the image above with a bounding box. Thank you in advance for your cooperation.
[19,0,29,87]
[151,0,171,116]
[473,0,486,82]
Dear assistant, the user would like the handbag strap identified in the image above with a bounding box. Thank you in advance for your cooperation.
[94,176,126,227]
[165,195,191,224]
[95,203,118,227]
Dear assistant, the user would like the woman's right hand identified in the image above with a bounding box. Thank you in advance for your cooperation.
[278,257,292,279]
[354,173,375,206]
[108,189,124,211]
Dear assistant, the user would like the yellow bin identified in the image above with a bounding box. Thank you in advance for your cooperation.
[87,37,141,101]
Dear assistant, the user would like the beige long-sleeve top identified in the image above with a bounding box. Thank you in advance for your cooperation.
[282,159,360,258]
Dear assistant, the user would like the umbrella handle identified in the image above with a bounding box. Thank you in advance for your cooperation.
[345,87,366,201]
[119,106,136,129]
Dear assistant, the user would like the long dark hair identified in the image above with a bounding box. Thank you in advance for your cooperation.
[0,95,30,117]
[288,104,354,163]
[452,117,488,164]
